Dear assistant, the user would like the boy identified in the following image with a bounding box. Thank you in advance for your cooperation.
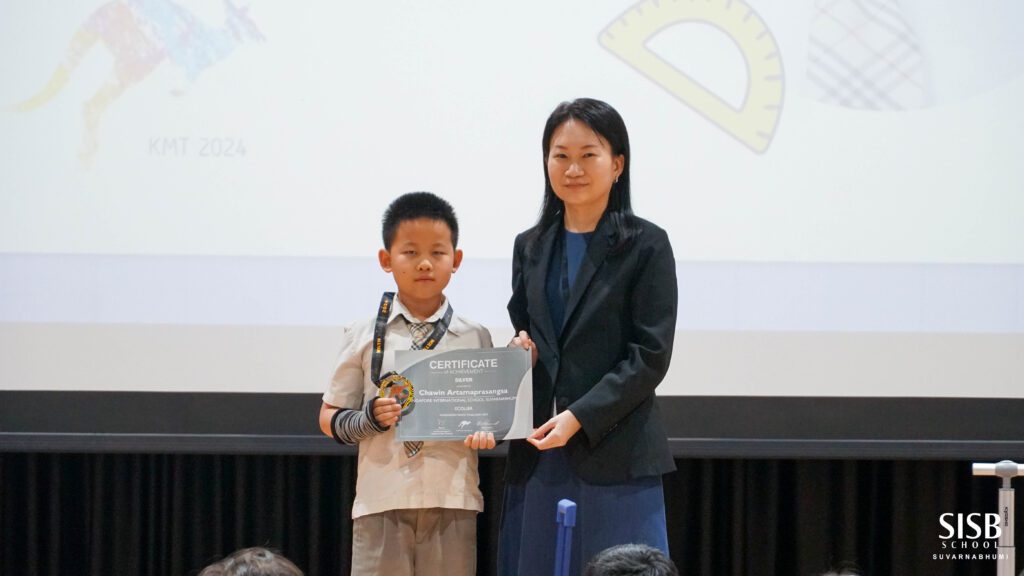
[317,192,495,576]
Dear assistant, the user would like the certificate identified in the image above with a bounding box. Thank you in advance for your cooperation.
[390,348,533,441]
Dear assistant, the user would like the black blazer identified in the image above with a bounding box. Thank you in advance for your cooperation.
[506,212,678,484]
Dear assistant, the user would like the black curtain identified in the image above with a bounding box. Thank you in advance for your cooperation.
[0,454,1013,576]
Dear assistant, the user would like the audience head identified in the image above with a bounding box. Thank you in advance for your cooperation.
[818,564,862,576]
[198,547,303,576]
[583,543,679,576]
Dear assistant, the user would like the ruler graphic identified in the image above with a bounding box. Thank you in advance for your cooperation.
[600,0,785,153]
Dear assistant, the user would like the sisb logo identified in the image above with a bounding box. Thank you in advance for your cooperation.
[939,513,1001,540]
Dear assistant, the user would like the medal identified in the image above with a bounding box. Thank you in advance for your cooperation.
[369,292,452,417]
[377,371,414,410]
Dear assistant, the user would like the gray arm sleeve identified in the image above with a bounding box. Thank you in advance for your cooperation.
[329,398,389,445]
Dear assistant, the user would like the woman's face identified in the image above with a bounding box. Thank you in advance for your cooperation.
[546,119,624,215]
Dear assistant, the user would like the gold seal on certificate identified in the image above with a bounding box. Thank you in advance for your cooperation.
[377,371,414,410]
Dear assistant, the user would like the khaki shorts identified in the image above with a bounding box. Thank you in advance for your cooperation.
[352,508,476,576]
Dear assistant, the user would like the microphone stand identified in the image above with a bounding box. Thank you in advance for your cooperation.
[973,460,1024,576]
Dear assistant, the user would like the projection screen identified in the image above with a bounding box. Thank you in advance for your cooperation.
[1,0,1021,456]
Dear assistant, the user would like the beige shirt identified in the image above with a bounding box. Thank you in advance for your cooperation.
[323,295,493,519]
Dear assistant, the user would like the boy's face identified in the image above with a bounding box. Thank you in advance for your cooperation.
[379,218,462,307]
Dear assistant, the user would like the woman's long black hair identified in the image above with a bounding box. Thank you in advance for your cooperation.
[526,98,640,253]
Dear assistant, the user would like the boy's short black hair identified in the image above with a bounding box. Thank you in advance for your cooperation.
[381,192,459,250]
[583,544,679,576]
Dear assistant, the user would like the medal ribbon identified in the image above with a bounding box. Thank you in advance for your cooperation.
[371,292,452,458]
[370,291,453,386]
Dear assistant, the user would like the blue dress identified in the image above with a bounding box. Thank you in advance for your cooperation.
[498,229,669,576]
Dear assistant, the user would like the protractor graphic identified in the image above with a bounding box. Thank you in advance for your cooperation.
[600,0,784,153]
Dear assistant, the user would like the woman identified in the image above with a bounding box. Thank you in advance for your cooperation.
[500,98,678,575]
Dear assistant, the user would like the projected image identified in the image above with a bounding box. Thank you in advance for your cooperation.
[600,0,785,154]
[806,0,929,110]
[805,0,1024,109]
[16,0,264,166]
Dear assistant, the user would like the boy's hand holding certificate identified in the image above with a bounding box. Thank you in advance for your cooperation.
[387,348,533,441]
